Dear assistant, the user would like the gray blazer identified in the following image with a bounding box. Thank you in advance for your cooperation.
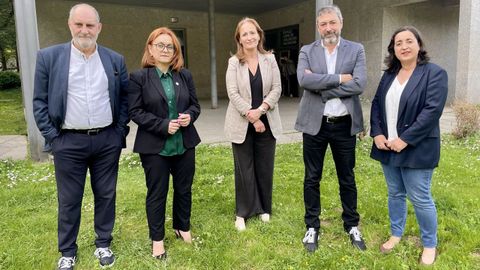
[295,38,367,136]
[224,53,282,143]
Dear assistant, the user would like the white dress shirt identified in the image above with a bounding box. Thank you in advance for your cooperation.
[63,43,112,129]
[322,38,349,117]
[385,77,408,140]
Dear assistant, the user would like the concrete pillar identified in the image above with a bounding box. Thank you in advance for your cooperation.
[315,0,333,40]
[455,0,480,104]
[208,0,218,109]
[13,0,48,161]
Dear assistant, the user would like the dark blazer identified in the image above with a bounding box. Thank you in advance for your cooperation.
[370,63,448,168]
[295,38,367,136]
[127,67,201,154]
[33,42,130,151]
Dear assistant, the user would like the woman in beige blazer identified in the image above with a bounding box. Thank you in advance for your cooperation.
[225,17,282,231]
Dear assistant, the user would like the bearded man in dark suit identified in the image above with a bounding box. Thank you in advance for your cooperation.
[33,3,129,269]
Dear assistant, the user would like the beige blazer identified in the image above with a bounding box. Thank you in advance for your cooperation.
[224,53,282,143]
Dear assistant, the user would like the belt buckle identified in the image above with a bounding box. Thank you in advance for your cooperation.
[87,128,101,135]
[326,116,334,124]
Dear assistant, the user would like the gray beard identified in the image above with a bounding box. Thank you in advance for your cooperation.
[73,36,96,50]
[323,34,339,45]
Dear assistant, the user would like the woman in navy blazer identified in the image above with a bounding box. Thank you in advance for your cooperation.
[128,27,201,259]
[370,26,447,265]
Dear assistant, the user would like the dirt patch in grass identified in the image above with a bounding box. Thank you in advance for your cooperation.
[471,250,480,258]
[320,220,333,227]
[406,235,422,247]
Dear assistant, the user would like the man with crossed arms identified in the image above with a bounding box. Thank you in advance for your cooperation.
[295,4,367,252]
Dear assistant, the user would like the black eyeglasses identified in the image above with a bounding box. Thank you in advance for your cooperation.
[152,43,175,52]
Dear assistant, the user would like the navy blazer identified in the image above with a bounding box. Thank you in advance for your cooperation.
[127,68,201,154]
[33,42,130,151]
[370,63,448,168]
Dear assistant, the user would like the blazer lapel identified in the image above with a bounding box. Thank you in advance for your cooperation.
[258,53,269,96]
[335,39,347,74]
[60,43,71,109]
[98,46,114,93]
[313,41,327,74]
[398,65,425,117]
[239,61,252,99]
[149,68,168,102]
[98,46,116,111]
[172,71,182,105]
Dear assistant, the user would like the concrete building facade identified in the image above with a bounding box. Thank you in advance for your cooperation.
[32,0,478,104]
[14,0,480,160]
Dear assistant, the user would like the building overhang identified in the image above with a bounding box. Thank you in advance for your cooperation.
[85,0,311,15]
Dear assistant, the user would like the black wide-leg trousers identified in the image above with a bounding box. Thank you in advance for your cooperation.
[232,125,276,219]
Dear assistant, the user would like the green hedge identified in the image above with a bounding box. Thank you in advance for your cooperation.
[0,71,21,90]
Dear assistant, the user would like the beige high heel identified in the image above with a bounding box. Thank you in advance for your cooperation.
[152,240,167,260]
[174,229,192,243]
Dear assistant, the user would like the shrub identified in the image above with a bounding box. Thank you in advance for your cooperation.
[0,71,21,90]
[452,100,480,139]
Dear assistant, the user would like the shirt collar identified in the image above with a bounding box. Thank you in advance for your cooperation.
[156,67,172,78]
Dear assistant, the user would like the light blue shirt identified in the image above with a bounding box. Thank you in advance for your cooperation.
[63,43,112,129]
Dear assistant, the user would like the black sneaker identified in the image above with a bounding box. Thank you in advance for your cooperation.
[94,247,115,267]
[302,228,319,252]
[348,226,367,251]
[57,256,76,270]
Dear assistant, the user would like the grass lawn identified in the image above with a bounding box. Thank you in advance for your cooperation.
[0,88,26,135]
[0,136,479,269]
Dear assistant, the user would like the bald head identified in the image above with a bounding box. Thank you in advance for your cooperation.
[69,3,100,23]
[67,3,102,55]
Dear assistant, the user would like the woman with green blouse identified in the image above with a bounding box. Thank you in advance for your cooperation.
[127,27,201,260]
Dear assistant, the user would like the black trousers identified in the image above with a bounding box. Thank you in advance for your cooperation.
[232,124,276,219]
[303,116,360,232]
[140,148,195,241]
[52,126,122,257]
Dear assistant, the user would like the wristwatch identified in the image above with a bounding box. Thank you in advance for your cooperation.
[259,106,267,115]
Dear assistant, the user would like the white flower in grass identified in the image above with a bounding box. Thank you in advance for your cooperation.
[215,175,224,184]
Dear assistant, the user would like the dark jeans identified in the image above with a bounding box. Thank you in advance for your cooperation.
[140,148,195,241]
[303,116,359,232]
[52,126,122,257]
